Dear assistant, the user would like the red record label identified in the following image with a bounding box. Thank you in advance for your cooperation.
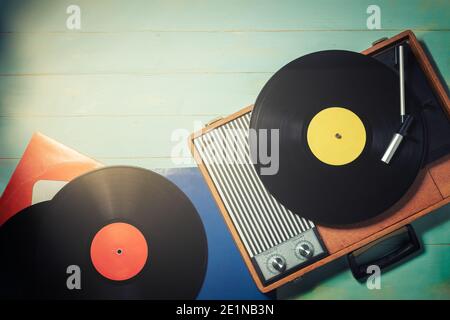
[90,222,148,281]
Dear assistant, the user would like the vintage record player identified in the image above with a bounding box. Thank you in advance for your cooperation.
[189,30,450,292]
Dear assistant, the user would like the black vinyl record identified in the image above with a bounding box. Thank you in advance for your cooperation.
[0,166,208,299]
[250,50,425,226]
[0,201,52,299]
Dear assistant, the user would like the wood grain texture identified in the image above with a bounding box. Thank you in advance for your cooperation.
[0,31,448,75]
[0,74,268,116]
[278,245,450,300]
[0,0,448,299]
[0,0,448,32]
[0,116,212,158]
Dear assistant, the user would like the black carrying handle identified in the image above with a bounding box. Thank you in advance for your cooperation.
[347,224,420,281]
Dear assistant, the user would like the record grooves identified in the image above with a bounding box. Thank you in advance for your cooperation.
[250,50,426,226]
[0,166,208,299]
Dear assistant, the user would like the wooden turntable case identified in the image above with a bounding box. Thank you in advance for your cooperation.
[189,30,450,292]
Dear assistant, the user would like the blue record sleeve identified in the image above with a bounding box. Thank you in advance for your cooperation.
[161,167,273,300]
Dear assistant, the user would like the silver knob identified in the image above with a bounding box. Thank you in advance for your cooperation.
[270,256,286,273]
[296,241,314,259]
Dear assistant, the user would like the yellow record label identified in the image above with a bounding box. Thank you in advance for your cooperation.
[307,107,366,166]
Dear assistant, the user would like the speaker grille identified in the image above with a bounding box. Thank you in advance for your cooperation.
[193,112,314,257]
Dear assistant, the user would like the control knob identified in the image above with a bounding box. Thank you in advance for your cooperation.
[269,256,286,273]
[296,241,314,259]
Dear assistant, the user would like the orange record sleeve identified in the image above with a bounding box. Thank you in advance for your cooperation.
[0,132,102,226]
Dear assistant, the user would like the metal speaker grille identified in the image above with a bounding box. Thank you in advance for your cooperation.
[194,112,314,257]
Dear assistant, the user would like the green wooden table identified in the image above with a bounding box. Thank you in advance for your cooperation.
[0,0,448,299]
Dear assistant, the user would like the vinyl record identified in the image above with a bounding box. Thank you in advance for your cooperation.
[0,201,53,299]
[0,166,208,299]
[250,50,425,226]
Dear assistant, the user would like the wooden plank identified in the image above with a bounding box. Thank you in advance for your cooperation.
[0,0,448,32]
[0,116,212,158]
[0,74,268,116]
[278,245,450,299]
[413,204,450,245]
[0,31,447,76]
